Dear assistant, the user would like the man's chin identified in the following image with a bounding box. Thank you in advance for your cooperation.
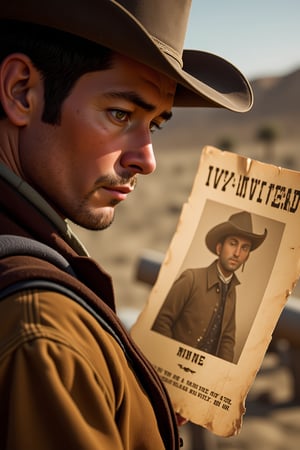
[71,207,116,231]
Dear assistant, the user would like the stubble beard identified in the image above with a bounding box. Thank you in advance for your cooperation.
[68,174,137,231]
[69,198,118,231]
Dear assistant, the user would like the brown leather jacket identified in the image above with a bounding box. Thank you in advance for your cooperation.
[0,164,180,449]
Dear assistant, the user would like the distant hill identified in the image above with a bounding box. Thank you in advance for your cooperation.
[250,68,300,116]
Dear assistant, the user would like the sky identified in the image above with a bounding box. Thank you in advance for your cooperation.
[184,1,300,81]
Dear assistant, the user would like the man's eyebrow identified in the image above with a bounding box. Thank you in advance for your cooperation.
[106,90,173,121]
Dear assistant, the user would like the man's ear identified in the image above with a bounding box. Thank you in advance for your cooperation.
[216,242,222,256]
[0,53,40,126]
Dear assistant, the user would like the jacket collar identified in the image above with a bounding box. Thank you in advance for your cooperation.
[0,162,116,309]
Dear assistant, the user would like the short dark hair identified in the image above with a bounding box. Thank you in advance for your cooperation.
[0,20,114,124]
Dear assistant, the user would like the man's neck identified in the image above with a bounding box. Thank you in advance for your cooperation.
[217,262,233,284]
[0,161,89,256]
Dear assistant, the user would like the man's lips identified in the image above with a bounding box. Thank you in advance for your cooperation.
[228,258,239,265]
[102,184,134,201]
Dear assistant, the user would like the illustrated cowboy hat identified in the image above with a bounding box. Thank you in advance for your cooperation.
[0,0,253,112]
[205,211,267,254]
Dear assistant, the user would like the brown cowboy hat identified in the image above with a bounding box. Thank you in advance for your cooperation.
[0,0,253,112]
[205,211,267,254]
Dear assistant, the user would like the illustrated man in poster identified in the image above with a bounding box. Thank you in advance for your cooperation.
[152,211,267,362]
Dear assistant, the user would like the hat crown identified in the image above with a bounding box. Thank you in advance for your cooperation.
[117,0,192,67]
[205,210,267,255]
[229,211,254,234]
[0,0,253,110]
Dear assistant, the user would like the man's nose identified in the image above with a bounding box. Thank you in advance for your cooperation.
[234,246,243,257]
[120,129,156,175]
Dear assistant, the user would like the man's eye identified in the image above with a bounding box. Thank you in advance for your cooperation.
[110,109,129,122]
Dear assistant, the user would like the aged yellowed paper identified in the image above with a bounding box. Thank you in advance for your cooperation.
[131,146,300,436]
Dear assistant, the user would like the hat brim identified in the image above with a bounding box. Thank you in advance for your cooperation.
[0,0,253,112]
[205,222,268,254]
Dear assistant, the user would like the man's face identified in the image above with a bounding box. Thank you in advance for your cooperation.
[216,235,251,277]
[19,53,176,230]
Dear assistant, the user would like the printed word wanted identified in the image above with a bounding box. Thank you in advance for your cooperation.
[206,165,300,213]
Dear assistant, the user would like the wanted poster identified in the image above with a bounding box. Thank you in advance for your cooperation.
[131,146,300,437]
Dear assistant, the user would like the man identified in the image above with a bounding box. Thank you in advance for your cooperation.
[152,211,267,363]
[0,1,253,448]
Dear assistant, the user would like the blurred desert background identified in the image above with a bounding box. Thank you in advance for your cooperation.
[72,68,300,449]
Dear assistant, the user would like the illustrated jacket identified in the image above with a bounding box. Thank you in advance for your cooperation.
[0,163,180,450]
[152,262,239,362]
